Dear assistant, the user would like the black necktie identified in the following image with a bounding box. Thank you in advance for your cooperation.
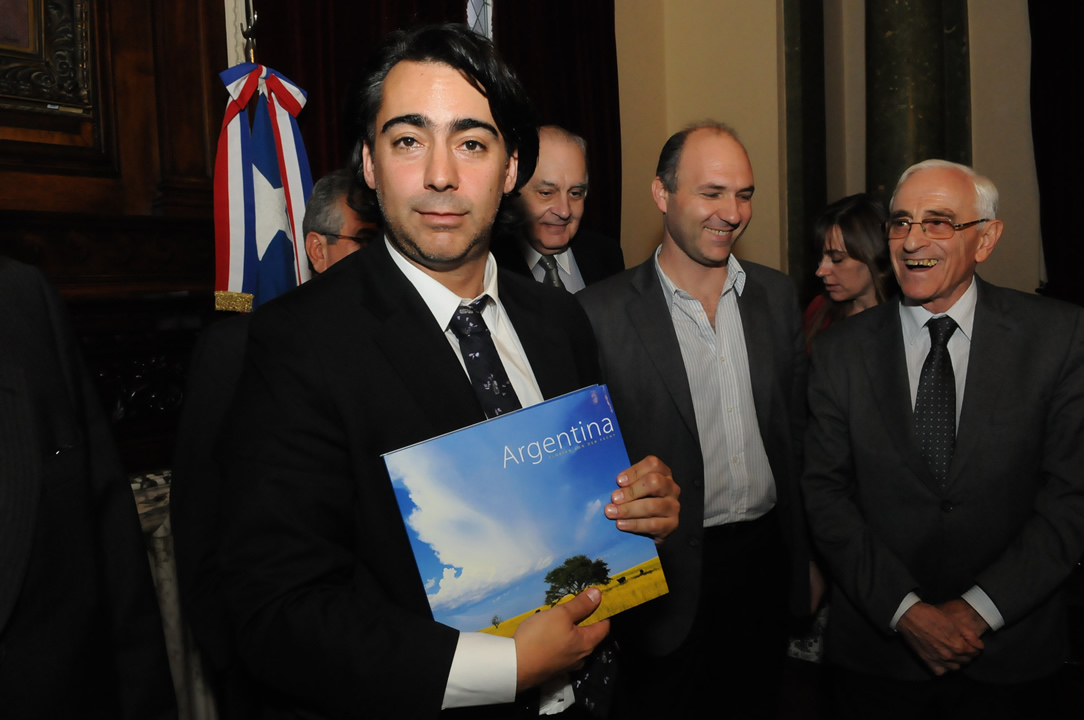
[915,316,958,484]
[536,254,566,290]
[448,297,522,419]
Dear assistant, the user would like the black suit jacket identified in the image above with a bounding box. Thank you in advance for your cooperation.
[493,228,625,288]
[0,259,175,719]
[802,278,1084,682]
[577,257,811,656]
[220,241,601,719]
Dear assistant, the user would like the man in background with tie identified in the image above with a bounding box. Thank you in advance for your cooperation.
[802,159,1084,718]
[493,125,623,292]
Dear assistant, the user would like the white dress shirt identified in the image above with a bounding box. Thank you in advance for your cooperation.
[889,278,1005,631]
[387,240,575,713]
[654,249,776,526]
[520,240,587,293]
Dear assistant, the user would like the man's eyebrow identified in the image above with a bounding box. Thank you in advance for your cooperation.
[694,183,755,195]
[920,207,956,218]
[380,114,428,134]
[450,117,499,138]
[890,209,912,219]
[534,180,559,190]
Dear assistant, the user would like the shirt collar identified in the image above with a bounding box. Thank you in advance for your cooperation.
[653,245,746,313]
[899,275,978,346]
[385,236,502,332]
[520,239,572,274]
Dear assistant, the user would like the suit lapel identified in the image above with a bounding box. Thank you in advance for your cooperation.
[861,302,936,489]
[626,262,700,441]
[737,275,775,441]
[949,280,1010,486]
[360,241,485,436]
[500,274,581,400]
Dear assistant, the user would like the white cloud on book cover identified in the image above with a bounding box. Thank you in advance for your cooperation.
[386,446,555,611]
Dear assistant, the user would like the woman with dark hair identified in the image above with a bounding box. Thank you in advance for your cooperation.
[803,193,896,348]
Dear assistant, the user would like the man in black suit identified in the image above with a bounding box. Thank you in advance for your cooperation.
[0,258,175,719]
[802,159,1084,718]
[577,122,815,719]
[219,25,679,719]
[172,169,377,718]
[493,126,623,291]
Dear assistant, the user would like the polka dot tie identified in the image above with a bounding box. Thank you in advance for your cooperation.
[448,296,522,419]
[915,315,958,484]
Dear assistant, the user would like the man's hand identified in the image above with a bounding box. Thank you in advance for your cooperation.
[604,455,680,543]
[897,601,984,675]
[514,587,610,691]
[937,598,990,638]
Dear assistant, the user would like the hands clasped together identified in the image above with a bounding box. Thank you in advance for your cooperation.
[897,599,990,676]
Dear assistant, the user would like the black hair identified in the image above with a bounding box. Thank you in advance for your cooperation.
[346,24,538,192]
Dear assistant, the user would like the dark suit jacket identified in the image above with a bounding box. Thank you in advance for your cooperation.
[0,258,175,719]
[577,257,811,656]
[219,241,601,719]
[802,277,1084,682]
[493,228,625,288]
[171,314,264,719]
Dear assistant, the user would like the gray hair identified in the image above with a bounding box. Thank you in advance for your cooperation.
[539,125,589,187]
[302,169,357,242]
[891,159,999,220]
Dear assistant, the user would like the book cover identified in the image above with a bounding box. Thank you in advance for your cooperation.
[384,384,668,637]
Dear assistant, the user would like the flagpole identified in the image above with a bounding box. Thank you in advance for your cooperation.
[242,0,258,64]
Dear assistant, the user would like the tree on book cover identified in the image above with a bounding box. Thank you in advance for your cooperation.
[384,385,668,637]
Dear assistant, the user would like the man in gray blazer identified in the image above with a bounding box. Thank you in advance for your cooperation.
[802,159,1084,717]
[578,121,815,719]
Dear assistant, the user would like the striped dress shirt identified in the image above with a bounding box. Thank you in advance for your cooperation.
[654,249,776,527]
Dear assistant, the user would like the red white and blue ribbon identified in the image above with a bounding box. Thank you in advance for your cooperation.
[214,63,313,312]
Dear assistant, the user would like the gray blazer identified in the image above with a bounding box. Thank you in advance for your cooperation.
[577,256,811,655]
[803,277,1084,682]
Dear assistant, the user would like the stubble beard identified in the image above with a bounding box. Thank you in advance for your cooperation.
[376,188,494,272]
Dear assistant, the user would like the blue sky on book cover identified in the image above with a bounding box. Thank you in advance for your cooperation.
[385,385,661,633]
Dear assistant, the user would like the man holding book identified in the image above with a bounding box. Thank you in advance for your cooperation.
[219,23,679,720]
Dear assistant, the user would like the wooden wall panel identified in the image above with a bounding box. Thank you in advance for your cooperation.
[0,0,226,472]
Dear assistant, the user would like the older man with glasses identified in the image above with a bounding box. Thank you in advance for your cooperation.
[802,159,1084,718]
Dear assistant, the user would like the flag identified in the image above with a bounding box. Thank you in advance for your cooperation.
[214,63,313,312]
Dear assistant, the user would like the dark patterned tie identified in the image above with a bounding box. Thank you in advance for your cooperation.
[536,254,566,290]
[448,297,522,419]
[915,316,958,484]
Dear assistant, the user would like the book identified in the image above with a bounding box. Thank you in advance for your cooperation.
[384,384,668,637]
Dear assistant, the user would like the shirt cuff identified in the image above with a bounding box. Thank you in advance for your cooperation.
[962,585,1005,631]
[441,632,518,709]
[890,592,922,631]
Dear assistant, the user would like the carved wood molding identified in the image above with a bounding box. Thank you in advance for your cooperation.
[0,0,93,111]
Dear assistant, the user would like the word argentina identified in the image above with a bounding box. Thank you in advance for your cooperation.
[503,415,617,468]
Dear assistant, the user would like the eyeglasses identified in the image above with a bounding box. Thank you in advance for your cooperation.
[883,218,988,240]
[317,231,372,244]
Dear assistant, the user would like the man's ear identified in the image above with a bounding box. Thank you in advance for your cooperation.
[504,149,519,194]
[305,232,328,274]
[362,142,377,191]
[651,177,669,214]
[974,219,1003,264]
